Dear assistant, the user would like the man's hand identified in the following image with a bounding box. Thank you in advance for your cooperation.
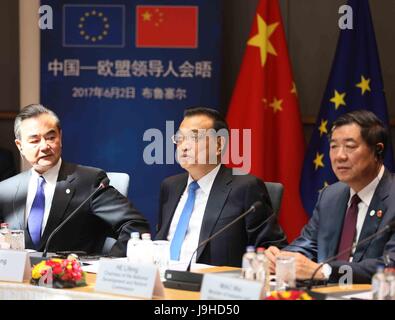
[278,251,325,280]
[264,246,281,274]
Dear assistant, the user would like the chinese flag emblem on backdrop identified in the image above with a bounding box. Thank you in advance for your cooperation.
[226,0,308,241]
[136,5,198,48]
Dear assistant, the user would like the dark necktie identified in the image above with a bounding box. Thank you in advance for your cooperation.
[170,181,200,261]
[28,176,46,249]
[337,194,361,261]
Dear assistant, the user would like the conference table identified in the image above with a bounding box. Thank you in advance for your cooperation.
[0,266,371,300]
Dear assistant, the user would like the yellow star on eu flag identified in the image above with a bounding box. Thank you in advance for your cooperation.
[247,14,279,67]
[330,90,346,110]
[313,152,325,170]
[356,75,371,95]
[318,119,328,137]
[319,181,329,192]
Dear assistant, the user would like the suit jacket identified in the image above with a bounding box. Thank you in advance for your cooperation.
[0,148,16,182]
[155,165,287,267]
[0,162,150,256]
[285,169,395,283]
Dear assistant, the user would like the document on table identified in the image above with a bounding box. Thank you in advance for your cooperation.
[335,290,372,300]
[82,258,128,274]
[82,259,215,274]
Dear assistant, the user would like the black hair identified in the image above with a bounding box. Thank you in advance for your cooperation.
[14,104,61,140]
[330,110,388,160]
[183,107,229,133]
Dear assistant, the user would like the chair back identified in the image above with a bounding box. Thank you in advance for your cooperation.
[106,172,130,197]
[264,182,284,215]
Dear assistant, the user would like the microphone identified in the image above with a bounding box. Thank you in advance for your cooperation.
[164,201,280,291]
[306,219,395,290]
[42,176,110,258]
[186,201,263,272]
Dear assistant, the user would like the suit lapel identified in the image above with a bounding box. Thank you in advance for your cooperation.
[196,166,232,261]
[157,175,187,239]
[12,171,30,230]
[353,169,391,262]
[11,171,34,248]
[39,162,76,250]
[325,187,350,259]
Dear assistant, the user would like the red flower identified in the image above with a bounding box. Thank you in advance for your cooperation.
[31,257,87,288]
[265,290,313,300]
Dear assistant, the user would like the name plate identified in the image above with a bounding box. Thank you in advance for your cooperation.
[95,260,164,299]
[0,250,31,282]
[200,274,264,300]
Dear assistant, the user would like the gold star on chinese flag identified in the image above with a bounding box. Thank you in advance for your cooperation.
[356,75,371,95]
[269,97,283,113]
[247,14,279,67]
[313,152,325,170]
[330,90,346,110]
[291,82,297,96]
[318,119,328,137]
[142,11,152,21]
[262,98,268,106]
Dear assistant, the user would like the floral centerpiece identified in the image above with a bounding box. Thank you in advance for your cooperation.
[31,256,87,288]
[265,290,314,300]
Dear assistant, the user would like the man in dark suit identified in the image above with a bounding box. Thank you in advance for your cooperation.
[266,110,395,283]
[155,107,287,267]
[0,147,16,181]
[0,104,150,256]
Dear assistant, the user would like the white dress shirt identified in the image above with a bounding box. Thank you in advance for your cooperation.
[348,165,384,261]
[25,158,62,234]
[167,165,221,263]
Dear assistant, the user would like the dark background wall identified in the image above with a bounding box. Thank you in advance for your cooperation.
[0,0,19,167]
[1,0,395,171]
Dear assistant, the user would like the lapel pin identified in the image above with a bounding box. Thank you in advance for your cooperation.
[377,210,383,218]
[369,210,375,217]
[66,188,71,194]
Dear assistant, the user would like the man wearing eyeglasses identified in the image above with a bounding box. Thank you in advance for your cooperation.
[155,107,287,267]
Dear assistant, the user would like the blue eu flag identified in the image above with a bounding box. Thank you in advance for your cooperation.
[300,0,394,216]
[63,5,125,47]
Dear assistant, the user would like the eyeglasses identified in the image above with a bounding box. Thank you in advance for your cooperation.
[171,132,208,144]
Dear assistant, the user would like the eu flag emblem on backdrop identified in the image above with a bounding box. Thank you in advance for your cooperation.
[300,0,394,216]
[136,5,198,48]
[63,5,125,47]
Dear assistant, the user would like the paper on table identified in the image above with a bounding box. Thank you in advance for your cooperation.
[336,290,372,300]
[167,261,214,271]
[82,257,128,274]
[83,258,214,274]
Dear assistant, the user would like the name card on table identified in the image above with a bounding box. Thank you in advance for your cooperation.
[95,260,164,299]
[0,250,31,282]
[200,274,264,300]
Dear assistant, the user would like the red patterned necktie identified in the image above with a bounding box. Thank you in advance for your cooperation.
[337,194,361,261]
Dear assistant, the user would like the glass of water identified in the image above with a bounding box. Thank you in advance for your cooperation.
[10,230,25,250]
[152,240,170,281]
[275,255,296,291]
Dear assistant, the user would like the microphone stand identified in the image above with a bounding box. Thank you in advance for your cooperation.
[186,203,260,272]
[163,201,280,291]
[307,223,393,290]
[42,177,109,258]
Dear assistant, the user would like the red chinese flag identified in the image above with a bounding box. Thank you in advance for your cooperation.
[136,6,198,48]
[226,0,308,241]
